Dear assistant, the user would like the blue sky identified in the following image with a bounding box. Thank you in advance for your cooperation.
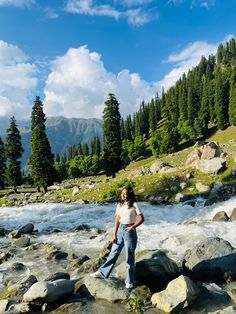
[0,0,235,120]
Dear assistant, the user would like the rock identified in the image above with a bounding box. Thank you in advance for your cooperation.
[72,186,80,196]
[11,262,26,271]
[77,256,106,273]
[75,224,91,231]
[51,300,84,313]
[129,285,152,301]
[6,302,31,313]
[210,182,223,194]
[8,229,21,239]
[151,275,200,313]
[116,250,179,292]
[0,251,12,264]
[205,184,236,206]
[226,282,236,304]
[99,241,112,259]
[0,227,6,236]
[186,148,202,168]
[195,158,226,175]
[45,272,70,281]
[212,211,230,221]
[195,182,211,193]
[67,255,90,271]
[42,243,58,254]
[159,166,178,174]
[175,193,184,202]
[0,300,9,312]
[208,306,236,314]
[9,275,38,299]
[183,237,236,283]
[180,182,187,190]
[186,173,193,179]
[47,251,68,260]
[23,279,75,303]
[230,208,236,221]
[150,161,169,174]
[12,236,30,248]
[18,223,34,234]
[82,276,130,302]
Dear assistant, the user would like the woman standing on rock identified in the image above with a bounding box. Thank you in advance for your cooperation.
[90,186,144,289]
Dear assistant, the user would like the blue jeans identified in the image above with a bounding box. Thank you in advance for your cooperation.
[98,224,137,284]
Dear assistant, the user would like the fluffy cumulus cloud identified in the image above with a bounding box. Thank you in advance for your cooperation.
[0,0,34,7]
[64,0,156,26]
[0,40,38,118]
[43,46,156,118]
[157,40,218,91]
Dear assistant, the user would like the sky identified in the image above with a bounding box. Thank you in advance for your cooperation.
[0,0,236,120]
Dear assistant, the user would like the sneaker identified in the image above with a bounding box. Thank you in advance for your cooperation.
[125,283,134,289]
[90,271,104,279]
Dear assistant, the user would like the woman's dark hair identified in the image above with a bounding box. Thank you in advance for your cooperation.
[119,186,136,208]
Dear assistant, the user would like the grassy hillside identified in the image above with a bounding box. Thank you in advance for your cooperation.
[0,126,236,206]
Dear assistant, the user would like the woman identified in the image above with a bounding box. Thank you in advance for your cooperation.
[90,186,144,289]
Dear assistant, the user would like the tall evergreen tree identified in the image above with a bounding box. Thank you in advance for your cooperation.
[5,116,24,192]
[214,67,229,129]
[229,64,236,125]
[28,96,58,192]
[103,93,122,177]
[0,136,6,189]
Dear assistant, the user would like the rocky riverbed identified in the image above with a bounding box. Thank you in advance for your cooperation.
[0,198,236,313]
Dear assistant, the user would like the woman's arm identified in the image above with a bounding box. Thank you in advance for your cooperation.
[112,214,120,243]
[126,214,144,232]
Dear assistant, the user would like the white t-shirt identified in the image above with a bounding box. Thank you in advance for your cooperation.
[116,202,142,224]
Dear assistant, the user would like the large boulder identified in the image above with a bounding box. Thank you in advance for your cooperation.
[195,158,226,175]
[18,223,34,234]
[23,279,74,303]
[151,275,200,313]
[116,250,179,292]
[150,161,168,174]
[183,237,236,283]
[205,184,236,206]
[186,142,225,175]
[82,276,130,302]
[212,211,229,221]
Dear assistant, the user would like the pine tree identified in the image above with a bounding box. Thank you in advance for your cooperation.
[103,93,122,177]
[0,136,6,189]
[229,64,236,125]
[5,116,24,192]
[214,67,229,129]
[82,143,89,156]
[28,96,58,192]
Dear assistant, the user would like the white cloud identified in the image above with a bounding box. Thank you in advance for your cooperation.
[43,46,156,119]
[0,40,38,119]
[157,40,218,91]
[0,0,34,7]
[44,6,59,19]
[64,0,155,25]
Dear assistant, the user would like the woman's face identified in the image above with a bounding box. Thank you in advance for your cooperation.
[121,188,128,201]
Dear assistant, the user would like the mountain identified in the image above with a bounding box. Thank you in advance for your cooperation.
[0,116,103,169]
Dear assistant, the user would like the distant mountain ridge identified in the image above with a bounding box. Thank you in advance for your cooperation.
[0,116,103,169]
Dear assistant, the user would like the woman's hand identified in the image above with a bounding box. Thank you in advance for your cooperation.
[112,233,117,244]
[125,226,134,233]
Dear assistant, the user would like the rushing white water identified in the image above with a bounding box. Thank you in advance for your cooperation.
[0,197,236,264]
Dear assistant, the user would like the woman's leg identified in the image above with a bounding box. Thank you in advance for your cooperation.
[98,228,124,278]
[124,230,137,285]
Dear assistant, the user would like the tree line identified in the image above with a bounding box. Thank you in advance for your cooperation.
[0,38,236,191]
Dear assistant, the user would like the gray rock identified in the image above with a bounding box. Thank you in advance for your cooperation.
[195,158,226,175]
[11,262,26,271]
[46,251,68,260]
[66,255,90,271]
[77,256,106,273]
[208,306,236,314]
[180,182,187,190]
[151,275,200,313]
[205,184,236,206]
[18,223,34,234]
[12,236,30,248]
[0,300,9,312]
[116,250,179,292]
[212,211,230,221]
[150,161,169,174]
[9,229,21,239]
[0,227,6,236]
[183,237,236,283]
[9,275,38,299]
[230,208,236,221]
[175,193,184,202]
[72,186,80,196]
[23,279,74,303]
[82,276,130,302]
[45,272,70,281]
[6,302,31,313]
[195,182,211,193]
[51,300,84,313]
[226,282,236,304]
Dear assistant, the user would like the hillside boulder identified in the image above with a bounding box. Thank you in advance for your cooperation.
[183,237,236,283]
[212,211,229,221]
